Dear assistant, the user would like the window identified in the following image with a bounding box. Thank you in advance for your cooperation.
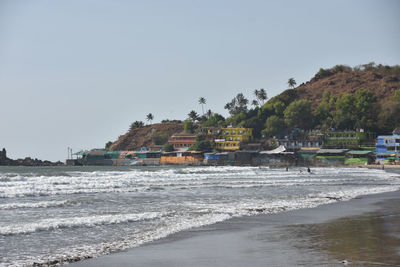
[229,137,233,141]
[232,130,236,134]
[236,137,240,141]
[239,130,243,134]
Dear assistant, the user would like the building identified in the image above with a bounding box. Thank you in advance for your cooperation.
[203,152,231,165]
[277,139,323,150]
[160,151,203,165]
[345,150,374,165]
[215,127,253,151]
[375,129,400,164]
[376,130,400,154]
[199,127,221,142]
[324,131,375,149]
[258,145,296,166]
[277,129,323,150]
[315,149,348,166]
[168,132,197,150]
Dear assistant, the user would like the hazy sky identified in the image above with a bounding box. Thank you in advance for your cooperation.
[1,0,399,161]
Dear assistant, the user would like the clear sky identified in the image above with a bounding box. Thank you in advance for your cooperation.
[1,0,399,161]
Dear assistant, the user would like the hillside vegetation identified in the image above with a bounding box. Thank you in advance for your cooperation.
[109,63,400,151]
[220,63,400,138]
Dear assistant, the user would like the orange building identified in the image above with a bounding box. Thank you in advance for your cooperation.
[168,132,197,150]
[160,151,203,165]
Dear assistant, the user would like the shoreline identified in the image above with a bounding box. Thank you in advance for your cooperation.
[71,171,400,267]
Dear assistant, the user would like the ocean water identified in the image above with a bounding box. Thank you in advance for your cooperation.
[0,165,399,266]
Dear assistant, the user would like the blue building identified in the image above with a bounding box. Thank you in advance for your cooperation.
[376,129,400,154]
[375,129,400,164]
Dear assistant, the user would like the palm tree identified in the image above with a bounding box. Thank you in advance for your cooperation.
[198,97,206,115]
[288,78,297,89]
[251,100,259,107]
[254,88,267,106]
[206,109,213,119]
[253,89,259,99]
[146,113,154,124]
[188,110,199,122]
[258,88,267,104]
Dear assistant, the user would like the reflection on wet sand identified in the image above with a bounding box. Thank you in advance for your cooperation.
[286,199,400,266]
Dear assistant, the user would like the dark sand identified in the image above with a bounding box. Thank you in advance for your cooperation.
[72,172,400,267]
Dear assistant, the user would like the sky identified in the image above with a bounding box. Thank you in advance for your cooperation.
[0,0,399,161]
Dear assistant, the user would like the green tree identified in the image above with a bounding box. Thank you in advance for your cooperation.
[105,141,113,150]
[198,97,206,115]
[224,93,249,116]
[284,100,314,130]
[151,132,168,145]
[189,135,213,152]
[378,102,400,133]
[188,110,199,122]
[202,113,225,127]
[146,113,154,124]
[206,109,213,118]
[130,121,144,130]
[333,93,356,130]
[393,89,400,102]
[184,120,194,133]
[261,115,287,137]
[354,89,378,130]
[314,101,333,130]
[314,91,334,130]
[254,88,267,106]
[162,143,174,152]
[288,78,297,89]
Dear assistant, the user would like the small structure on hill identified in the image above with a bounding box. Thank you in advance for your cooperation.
[168,132,197,150]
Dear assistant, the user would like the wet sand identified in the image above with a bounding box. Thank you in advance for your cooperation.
[72,174,400,267]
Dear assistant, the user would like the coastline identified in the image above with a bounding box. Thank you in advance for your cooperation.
[71,170,400,267]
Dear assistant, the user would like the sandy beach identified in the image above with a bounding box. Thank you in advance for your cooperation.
[71,172,400,267]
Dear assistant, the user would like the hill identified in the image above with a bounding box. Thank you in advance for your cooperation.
[109,122,184,151]
[108,63,400,150]
[293,64,400,108]
[225,63,400,137]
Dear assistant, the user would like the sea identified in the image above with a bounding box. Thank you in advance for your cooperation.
[0,165,399,266]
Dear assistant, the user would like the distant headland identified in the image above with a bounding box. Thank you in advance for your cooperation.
[0,148,64,166]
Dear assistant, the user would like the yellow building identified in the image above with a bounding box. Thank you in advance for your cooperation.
[215,128,253,150]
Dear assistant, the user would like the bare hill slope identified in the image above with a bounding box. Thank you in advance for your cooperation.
[109,122,184,151]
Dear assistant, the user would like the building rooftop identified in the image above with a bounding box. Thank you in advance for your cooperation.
[317,149,348,154]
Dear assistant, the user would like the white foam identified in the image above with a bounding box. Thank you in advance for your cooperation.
[0,200,69,210]
[0,212,162,236]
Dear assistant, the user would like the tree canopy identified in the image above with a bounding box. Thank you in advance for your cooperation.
[224,93,249,116]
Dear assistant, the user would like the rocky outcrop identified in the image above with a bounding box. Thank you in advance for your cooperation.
[109,122,184,151]
[0,148,64,166]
